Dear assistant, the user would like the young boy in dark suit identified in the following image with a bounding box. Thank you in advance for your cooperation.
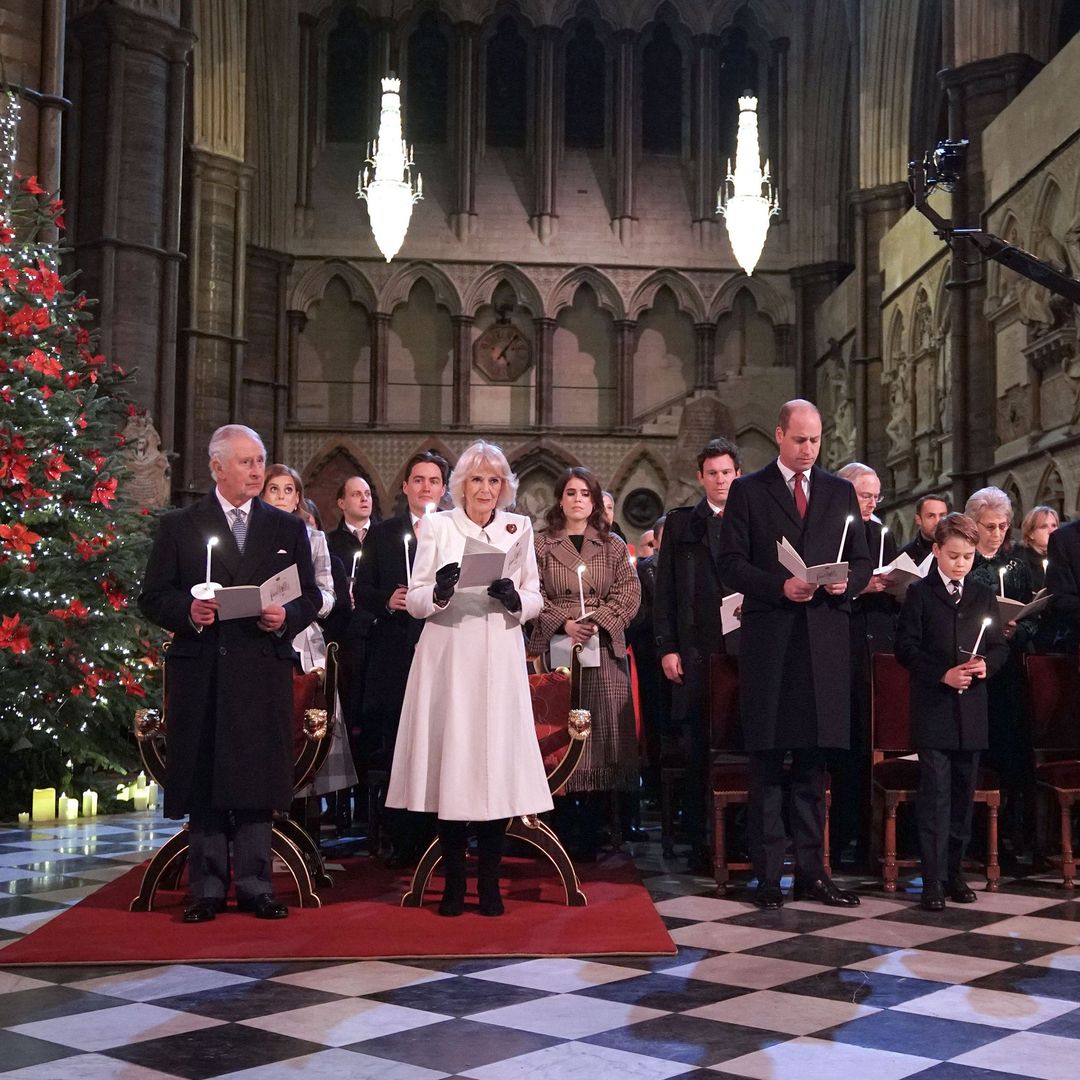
[895,513,1008,911]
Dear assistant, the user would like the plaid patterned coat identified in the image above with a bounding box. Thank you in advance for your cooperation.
[529,527,641,791]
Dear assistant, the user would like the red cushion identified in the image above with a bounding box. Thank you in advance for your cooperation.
[1025,654,1080,750]
[872,653,912,751]
[529,671,573,772]
[711,762,750,794]
[708,655,742,751]
[292,669,322,760]
[872,758,919,791]
[1036,759,1080,789]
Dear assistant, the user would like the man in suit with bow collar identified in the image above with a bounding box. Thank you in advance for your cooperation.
[139,425,320,923]
[718,401,872,908]
[654,437,741,871]
[355,449,449,864]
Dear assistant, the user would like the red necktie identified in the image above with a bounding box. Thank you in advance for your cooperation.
[793,472,808,519]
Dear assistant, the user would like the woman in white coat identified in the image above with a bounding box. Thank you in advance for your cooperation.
[386,441,552,916]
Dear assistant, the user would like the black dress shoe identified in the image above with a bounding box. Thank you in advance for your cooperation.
[752,881,784,909]
[183,897,225,923]
[793,876,861,907]
[237,893,288,919]
[921,881,946,912]
[946,876,977,903]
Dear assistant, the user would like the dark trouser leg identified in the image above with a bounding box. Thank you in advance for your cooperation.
[188,809,231,901]
[947,751,979,879]
[918,748,951,884]
[476,818,508,916]
[231,811,274,902]
[749,750,788,883]
[437,819,468,917]
[789,748,828,882]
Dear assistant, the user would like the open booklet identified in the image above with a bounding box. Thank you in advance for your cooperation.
[211,564,302,621]
[873,550,934,597]
[997,587,1052,623]
[457,531,529,589]
[775,537,848,586]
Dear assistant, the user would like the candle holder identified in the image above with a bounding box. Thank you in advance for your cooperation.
[190,581,221,601]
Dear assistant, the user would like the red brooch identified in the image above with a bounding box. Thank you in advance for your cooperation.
[506,523,518,534]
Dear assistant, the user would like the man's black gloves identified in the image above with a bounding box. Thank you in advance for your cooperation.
[487,577,521,614]
[434,562,461,605]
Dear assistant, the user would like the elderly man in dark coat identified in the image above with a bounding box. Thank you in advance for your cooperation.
[718,400,872,909]
[139,424,320,923]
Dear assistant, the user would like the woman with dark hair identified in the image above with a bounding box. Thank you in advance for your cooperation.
[529,467,641,859]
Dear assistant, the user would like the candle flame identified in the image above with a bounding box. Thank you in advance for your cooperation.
[208,536,218,547]
[404,533,412,544]
[424,502,436,515]
[576,564,585,576]
[982,617,992,627]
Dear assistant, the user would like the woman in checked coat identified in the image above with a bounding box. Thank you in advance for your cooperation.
[529,467,641,859]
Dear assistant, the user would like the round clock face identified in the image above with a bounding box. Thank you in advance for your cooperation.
[473,324,532,382]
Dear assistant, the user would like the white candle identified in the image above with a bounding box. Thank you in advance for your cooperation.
[350,551,361,578]
[132,788,149,811]
[17,812,28,826]
[404,533,413,588]
[878,526,888,571]
[971,616,992,657]
[837,515,854,563]
[81,789,97,817]
[576,563,587,619]
[136,771,147,791]
[147,781,158,808]
[60,794,78,820]
[424,502,436,516]
[204,536,217,584]
[999,566,1006,598]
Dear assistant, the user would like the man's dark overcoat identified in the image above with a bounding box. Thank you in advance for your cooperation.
[139,494,320,819]
[717,463,872,751]
[894,573,1009,749]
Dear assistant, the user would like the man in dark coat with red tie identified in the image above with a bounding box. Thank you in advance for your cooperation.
[718,400,872,909]
[139,425,320,923]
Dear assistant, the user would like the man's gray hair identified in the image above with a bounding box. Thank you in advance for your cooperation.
[837,462,877,483]
[208,424,265,475]
[964,485,1013,522]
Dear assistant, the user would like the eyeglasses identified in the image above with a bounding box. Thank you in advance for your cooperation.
[856,492,883,504]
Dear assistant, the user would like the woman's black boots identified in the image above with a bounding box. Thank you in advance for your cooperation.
[437,821,468,917]
[476,819,508,916]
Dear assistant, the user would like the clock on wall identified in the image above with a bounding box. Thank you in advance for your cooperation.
[473,319,533,383]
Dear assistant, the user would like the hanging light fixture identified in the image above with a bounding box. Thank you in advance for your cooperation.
[357,76,422,262]
[717,95,779,276]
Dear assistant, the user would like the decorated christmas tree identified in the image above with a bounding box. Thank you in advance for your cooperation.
[0,92,159,818]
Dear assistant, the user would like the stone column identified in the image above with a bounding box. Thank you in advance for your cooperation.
[449,21,479,241]
[614,320,636,430]
[370,312,390,426]
[294,14,316,234]
[530,26,559,243]
[694,322,717,391]
[790,262,850,397]
[533,317,555,428]
[769,36,789,218]
[690,34,718,244]
[611,30,635,244]
[451,314,474,427]
[286,310,306,424]
[66,0,194,481]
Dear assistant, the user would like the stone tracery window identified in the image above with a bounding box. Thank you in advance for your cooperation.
[407,10,449,144]
[564,19,606,149]
[641,21,683,154]
[486,16,528,148]
[325,6,370,143]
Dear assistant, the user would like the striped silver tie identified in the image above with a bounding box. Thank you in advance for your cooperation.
[231,508,247,553]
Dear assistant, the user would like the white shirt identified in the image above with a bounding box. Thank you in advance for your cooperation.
[776,459,811,504]
[348,521,369,543]
[215,489,253,521]
[707,500,725,516]
[937,567,963,597]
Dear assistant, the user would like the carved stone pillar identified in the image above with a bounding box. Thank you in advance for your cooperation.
[694,322,717,391]
[614,320,636,430]
[769,36,789,219]
[530,26,559,243]
[370,312,390,425]
[691,34,718,243]
[66,1,193,482]
[611,31,635,245]
[286,310,306,425]
[851,182,910,468]
[449,21,479,241]
[294,14,316,234]
[452,314,474,427]
[533,317,555,428]
[790,262,850,397]
[941,53,1040,504]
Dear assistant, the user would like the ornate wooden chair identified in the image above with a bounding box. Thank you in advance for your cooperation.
[870,651,1000,892]
[402,651,592,908]
[1024,653,1080,888]
[129,642,341,912]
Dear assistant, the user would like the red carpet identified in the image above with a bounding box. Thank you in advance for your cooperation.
[1,855,675,965]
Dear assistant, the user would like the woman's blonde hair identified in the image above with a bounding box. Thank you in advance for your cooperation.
[1021,504,1059,545]
[448,440,519,510]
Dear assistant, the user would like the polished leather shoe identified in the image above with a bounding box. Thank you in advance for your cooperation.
[752,881,784,909]
[237,893,288,919]
[946,876,977,904]
[183,897,225,923]
[921,881,946,912]
[793,876,861,907]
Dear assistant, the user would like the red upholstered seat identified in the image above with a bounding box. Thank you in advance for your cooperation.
[529,670,573,772]
[1036,760,1080,788]
[291,669,323,762]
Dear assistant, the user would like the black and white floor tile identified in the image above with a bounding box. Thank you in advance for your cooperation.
[2,812,1080,1078]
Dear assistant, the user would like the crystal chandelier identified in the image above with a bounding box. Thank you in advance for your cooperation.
[717,96,779,276]
[357,76,422,262]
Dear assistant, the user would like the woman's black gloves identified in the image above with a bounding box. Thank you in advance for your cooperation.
[487,577,521,613]
[434,562,461,604]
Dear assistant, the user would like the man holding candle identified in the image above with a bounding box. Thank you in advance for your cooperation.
[139,425,320,923]
[355,450,449,865]
[718,400,872,909]
[895,513,1008,910]
[653,437,742,872]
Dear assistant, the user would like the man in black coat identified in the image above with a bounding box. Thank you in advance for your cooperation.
[355,450,449,863]
[718,400,872,909]
[654,438,741,870]
[1047,517,1080,652]
[139,425,320,923]
[900,494,950,566]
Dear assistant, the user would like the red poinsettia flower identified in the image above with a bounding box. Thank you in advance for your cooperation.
[7,304,51,337]
[47,199,65,229]
[118,667,146,698]
[0,523,43,553]
[0,220,13,244]
[0,613,31,653]
[48,598,89,622]
[85,448,107,472]
[0,386,12,404]
[23,260,63,302]
[28,349,62,379]
[20,175,45,195]
[76,412,87,430]
[41,386,52,400]
[0,448,34,485]
[99,577,127,611]
[0,256,17,290]
[90,476,118,508]
[63,372,81,390]
[43,450,71,481]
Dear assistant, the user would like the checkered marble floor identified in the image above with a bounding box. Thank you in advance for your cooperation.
[2,813,1080,1078]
